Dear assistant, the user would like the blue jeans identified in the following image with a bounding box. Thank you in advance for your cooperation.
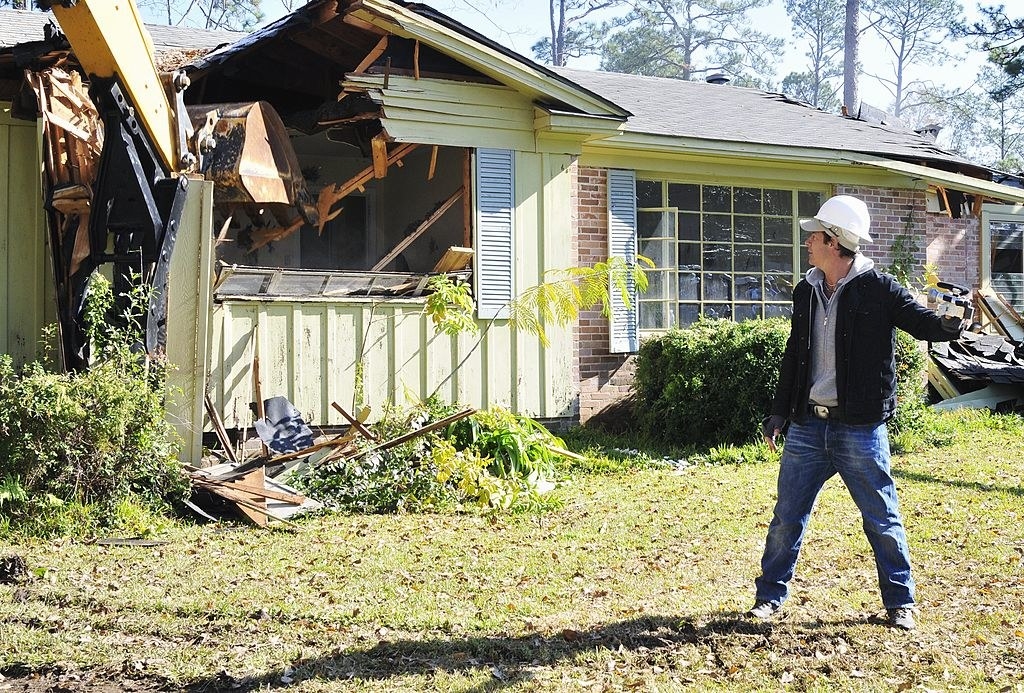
[754,417,915,609]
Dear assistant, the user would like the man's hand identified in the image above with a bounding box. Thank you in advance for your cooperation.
[761,415,787,452]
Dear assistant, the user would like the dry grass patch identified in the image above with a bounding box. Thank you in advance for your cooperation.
[1,412,1023,692]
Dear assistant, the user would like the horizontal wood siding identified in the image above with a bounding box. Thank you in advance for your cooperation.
[0,107,50,367]
[346,75,537,151]
[207,153,578,427]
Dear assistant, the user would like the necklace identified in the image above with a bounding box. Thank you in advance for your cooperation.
[823,279,838,292]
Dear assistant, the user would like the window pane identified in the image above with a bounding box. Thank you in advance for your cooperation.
[703,244,732,271]
[765,303,793,319]
[703,185,731,213]
[765,273,795,301]
[678,212,700,241]
[640,238,670,266]
[678,243,700,270]
[735,245,761,272]
[798,191,824,217]
[678,303,701,326]
[735,303,762,321]
[734,187,761,214]
[705,303,733,320]
[640,301,666,329]
[704,214,732,241]
[763,244,793,272]
[668,183,700,211]
[704,273,732,300]
[646,270,668,299]
[735,216,760,243]
[764,217,792,243]
[636,179,661,207]
[638,210,665,238]
[764,189,792,215]
[736,274,762,301]
[678,271,700,300]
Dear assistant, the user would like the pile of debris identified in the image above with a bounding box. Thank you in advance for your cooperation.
[930,331,1024,411]
[189,395,473,527]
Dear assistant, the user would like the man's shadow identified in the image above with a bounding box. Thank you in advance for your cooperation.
[183,611,867,692]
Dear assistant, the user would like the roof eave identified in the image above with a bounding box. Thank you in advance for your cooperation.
[349,0,629,119]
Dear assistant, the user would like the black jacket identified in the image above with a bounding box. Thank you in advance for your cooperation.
[770,269,959,425]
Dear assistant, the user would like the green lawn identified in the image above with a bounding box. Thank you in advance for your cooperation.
[1,411,1023,692]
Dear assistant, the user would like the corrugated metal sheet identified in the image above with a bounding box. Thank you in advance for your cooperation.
[0,107,51,367]
[206,151,577,425]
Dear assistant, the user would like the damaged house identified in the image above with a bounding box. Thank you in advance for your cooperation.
[3,0,1024,464]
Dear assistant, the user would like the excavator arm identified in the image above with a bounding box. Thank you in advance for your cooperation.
[34,0,315,369]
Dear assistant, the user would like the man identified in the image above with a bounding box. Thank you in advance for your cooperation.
[750,194,969,631]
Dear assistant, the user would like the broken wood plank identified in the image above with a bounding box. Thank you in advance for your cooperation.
[414,39,420,80]
[371,186,465,271]
[204,393,238,464]
[252,334,269,458]
[433,246,474,273]
[315,142,419,234]
[331,401,379,441]
[349,408,475,460]
[266,432,358,463]
[248,217,305,252]
[428,144,438,180]
[371,133,389,179]
[353,35,388,74]
[191,474,306,505]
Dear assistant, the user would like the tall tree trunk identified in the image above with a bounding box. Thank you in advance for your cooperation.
[843,0,859,116]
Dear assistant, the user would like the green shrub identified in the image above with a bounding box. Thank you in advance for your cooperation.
[888,328,930,447]
[633,317,790,447]
[297,402,562,514]
[0,275,188,536]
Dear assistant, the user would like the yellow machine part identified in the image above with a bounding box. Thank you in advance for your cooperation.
[188,102,318,225]
[49,0,179,172]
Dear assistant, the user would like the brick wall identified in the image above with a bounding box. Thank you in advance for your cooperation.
[574,178,983,425]
[577,166,635,424]
[835,184,980,291]
[925,212,978,292]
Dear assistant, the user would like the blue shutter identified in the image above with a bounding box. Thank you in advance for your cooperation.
[474,148,515,320]
[608,169,638,353]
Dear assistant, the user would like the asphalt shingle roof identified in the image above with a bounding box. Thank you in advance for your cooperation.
[553,66,976,169]
[0,9,243,51]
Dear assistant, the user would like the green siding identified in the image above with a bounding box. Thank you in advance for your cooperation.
[0,106,49,367]
[164,178,214,464]
[346,75,543,152]
[207,153,578,424]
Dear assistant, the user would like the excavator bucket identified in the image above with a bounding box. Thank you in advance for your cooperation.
[188,101,318,226]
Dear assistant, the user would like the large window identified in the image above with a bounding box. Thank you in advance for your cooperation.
[635,180,824,329]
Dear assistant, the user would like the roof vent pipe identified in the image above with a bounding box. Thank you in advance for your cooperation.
[706,73,730,85]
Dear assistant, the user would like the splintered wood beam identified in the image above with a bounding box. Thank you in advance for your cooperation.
[371,186,465,271]
[353,35,387,74]
[371,133,389,178]
[428,145,438,181]
[248,217,305,252]
[331,401,379,441]
[414,40,420,79]
[938,186,952,218]
[315,142,419,233]
[342,14,388,35]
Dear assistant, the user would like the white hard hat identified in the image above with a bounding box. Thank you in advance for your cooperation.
[799,195,872,252]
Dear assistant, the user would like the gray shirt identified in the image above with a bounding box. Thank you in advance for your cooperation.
[807,255,876,407]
